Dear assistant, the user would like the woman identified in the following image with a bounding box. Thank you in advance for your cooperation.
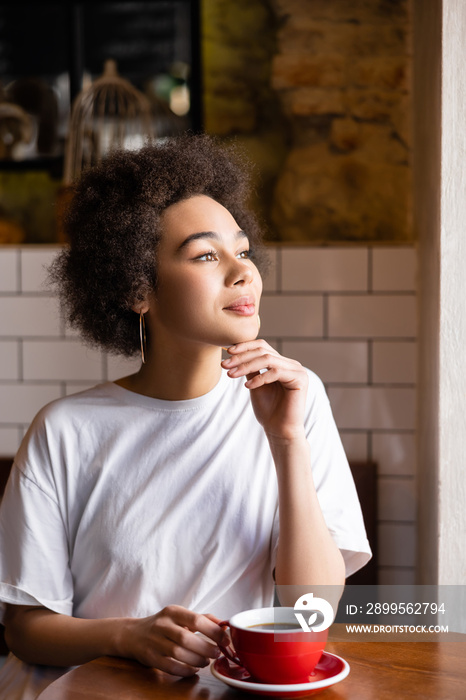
[0,134,371,698]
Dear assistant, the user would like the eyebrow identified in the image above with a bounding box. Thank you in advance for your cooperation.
[177,229,248,252]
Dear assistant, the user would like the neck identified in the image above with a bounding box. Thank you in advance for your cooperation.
[116,339,223,401]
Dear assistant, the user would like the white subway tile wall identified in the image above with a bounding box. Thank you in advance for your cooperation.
[339,432,369,463]
[327,386,416,430]
[0,246,417,583]
[372,433,416,476]
[64,382,103,397]
[0,296,61,336]
[0,383,62,424]
[281,340,368,383]
[281,248,368,291]
[106,353,142,382]
[20,247,59,293]
[328,295,417,338]
[372,341,417,384]
[0,249,18,293]
[259,295,324,336]
[0,341,19,380]
[23,340,103,382]
[0,427,22,455]
[372,248,417,292]
[261,246,278,293]
[378,479,417,521]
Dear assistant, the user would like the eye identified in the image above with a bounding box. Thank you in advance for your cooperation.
[196,250,218,262]
[237,249,250,259]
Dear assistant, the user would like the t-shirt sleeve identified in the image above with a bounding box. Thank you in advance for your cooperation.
[306,372,372,577]
[286,370,372,578]
[0,442,74,623]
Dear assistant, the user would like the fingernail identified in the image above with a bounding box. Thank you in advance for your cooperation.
[213,647,221,658]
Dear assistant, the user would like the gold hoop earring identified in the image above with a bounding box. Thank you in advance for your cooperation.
[257,314,261,331]
[139,312,147,364]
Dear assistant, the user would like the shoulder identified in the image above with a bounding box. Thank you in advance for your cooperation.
[15,384,117,472]
[26,383,117,432]
[304,367,327,396]
[303,367,331,418]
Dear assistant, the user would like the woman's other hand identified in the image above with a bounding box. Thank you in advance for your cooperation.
[4,603,229,676]
[122,605,229,676]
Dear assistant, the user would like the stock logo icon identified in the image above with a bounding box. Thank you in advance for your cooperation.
[293,593,334,632]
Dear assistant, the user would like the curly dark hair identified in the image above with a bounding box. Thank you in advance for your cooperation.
[49,134,269,356]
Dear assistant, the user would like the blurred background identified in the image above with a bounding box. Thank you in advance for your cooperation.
[0,0,464,595]
[0,0,413,246]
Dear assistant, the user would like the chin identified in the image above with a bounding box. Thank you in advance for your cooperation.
[211,316,260,347]
[219,329,259,347]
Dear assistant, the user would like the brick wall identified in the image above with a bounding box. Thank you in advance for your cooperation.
[203,0,413,244]
[0,245,417,583]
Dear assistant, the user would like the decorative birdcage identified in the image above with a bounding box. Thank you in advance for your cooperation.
[64,59,154,184]
[0,81,33,160]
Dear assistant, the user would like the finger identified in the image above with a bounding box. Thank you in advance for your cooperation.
[245,366,306,390]
[159,632,213,668]
[203,613,222,624]
[222,347,280,370]
[245,370,261,384]
[177,630,221,660]
[196,613,230,656]
[158,624,219,662]
[163,607,229,649]
[226,339,277,356]
[224,353,299,379]
[190,613,231,647]
[146,649,201,677]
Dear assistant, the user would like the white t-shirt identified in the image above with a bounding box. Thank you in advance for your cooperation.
[0,368,371,698]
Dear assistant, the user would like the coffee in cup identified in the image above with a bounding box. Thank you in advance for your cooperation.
[218,606,328,684]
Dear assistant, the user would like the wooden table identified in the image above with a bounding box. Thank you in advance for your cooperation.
[38,626,466,700]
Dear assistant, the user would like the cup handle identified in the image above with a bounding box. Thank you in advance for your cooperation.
[217,620,242,666]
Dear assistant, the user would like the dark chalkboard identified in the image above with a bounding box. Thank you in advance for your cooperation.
[82,2,191,89]
[0,1,198,114]
[0,0,201,166]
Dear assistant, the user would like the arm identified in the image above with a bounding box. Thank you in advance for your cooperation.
[269,436,345,588]
[222,340,346,589]
[3,603,228,676]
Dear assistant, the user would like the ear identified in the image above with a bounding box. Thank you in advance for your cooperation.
[131,302,150,315]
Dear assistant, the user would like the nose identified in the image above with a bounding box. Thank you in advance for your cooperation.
[226,257,254,287]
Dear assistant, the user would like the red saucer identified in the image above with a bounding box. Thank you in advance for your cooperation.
[211,650,350,698]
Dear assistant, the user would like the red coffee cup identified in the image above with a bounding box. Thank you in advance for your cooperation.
[218,607,328,684]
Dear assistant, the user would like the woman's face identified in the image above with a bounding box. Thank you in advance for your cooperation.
[148,194,263,349]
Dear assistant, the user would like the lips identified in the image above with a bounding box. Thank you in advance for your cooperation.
[224,296,256,316]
